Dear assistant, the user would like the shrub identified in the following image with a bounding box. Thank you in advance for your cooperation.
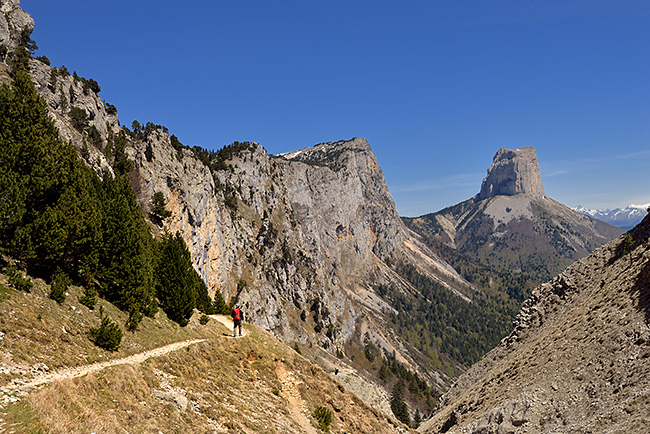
[69,106,88,131]
[36,55,50,65]
[294,343,302,355]
[91,316,122,351]
[81,77,101,94]
[7,266,33,292]
[150,191,172,222]
[105,102,117,115]
[49,268,70,304]
[87,125,102,148]
[199,314,210,325]
[79,285,97,309]
[313,406,332,432]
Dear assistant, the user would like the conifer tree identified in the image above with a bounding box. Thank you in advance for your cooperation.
[99,175,157,328]
[155,231,197,326]
[0,70,102,279]
[391,379,411,427]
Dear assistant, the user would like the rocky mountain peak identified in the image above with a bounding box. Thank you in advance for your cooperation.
[478,146,545,200]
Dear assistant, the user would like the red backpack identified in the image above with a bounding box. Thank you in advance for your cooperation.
[233,308,241,321]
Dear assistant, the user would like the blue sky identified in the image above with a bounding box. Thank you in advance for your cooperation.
[23,0,650,216]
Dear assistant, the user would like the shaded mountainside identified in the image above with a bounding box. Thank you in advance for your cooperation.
[420,215,650,434]
[404,147,623,283]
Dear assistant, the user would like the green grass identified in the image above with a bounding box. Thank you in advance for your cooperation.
[3,400,45,434]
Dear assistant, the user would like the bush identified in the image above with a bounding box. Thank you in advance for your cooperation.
[7,266,33,292]
[69,106,88,131]
[91,316,122,351]
[105,102,117,115]
[150,191,171,223]
[199,314,210,325]
[79,285,97,309]
[313,406,332,432]
[49,269,70,304]
[36,55,50,65]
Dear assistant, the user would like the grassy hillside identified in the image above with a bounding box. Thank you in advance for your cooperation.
[0,272,410,433]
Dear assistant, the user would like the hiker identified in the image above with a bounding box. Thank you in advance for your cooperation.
[231,305,243,337]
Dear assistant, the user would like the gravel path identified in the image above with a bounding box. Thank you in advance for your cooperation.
[0,339,206,397]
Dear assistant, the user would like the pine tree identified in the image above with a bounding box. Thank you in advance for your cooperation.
[390,379,411,427]
[91,315,122,351]
[99,175,157,328]
[0,70,102,279]
[49,268,70,304]
[155,231,197,326]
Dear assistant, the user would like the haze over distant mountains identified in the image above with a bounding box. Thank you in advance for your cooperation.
[574,204,649,231]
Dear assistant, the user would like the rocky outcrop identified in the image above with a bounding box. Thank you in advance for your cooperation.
[478,147,545,200]
[0,0,33,52]
[420,215,650,433]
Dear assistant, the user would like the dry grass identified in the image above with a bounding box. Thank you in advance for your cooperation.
[0,271,411,433]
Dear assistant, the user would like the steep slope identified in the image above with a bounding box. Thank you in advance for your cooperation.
[405,147,623,282]
[0,274,412,433]
[420,215,650,434]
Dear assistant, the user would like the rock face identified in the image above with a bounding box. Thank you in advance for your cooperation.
[0,0,34,52]
[478,147,545,200]
[405,146,623,281]
[125,136,411,344]
[420,215,650,434]
[6,2,629,422]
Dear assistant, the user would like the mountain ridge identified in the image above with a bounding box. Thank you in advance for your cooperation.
[1,1,511,421]
[0,1,635,428]
[574,203,649,230]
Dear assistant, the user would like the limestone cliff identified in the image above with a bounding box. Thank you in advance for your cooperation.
[3,1,586,420]
[0,0,33,52]
[1,2,473,404]
[478,147,545,200]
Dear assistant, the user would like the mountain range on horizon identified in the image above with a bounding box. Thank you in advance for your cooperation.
[574,203,649,231]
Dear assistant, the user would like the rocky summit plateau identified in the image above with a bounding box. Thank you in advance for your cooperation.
[477,147,545,201]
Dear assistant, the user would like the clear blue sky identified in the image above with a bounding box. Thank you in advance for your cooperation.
[23,0,650,216]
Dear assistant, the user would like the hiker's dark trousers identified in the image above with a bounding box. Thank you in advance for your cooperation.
[233,319,242,336]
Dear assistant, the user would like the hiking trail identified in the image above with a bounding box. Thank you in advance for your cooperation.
[0,339,206,399]
[209,314,249,338]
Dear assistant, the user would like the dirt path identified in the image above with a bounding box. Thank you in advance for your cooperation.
[274,362,318,434]
[1,315,242,398]
[209,314,249,337]
[0,339,206,397]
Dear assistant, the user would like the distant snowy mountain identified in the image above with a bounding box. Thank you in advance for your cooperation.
[574,204,649,230]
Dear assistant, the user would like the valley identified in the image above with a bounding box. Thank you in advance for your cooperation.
[0,1,646,432]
